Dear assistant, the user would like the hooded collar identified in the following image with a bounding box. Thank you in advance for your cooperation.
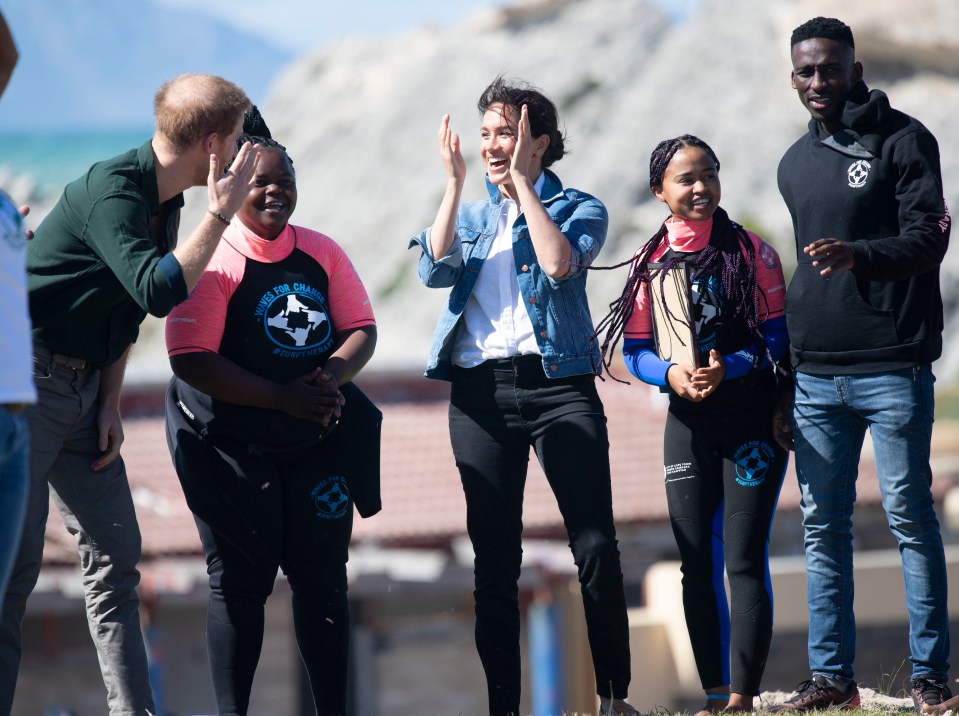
[808,81,897,159]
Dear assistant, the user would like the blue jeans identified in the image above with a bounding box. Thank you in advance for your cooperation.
[0,407,29,605]
[792,366,950,683]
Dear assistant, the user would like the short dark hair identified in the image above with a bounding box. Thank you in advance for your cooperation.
[477,76,566,168]
[648,134,719,190]
[790,17,855,51]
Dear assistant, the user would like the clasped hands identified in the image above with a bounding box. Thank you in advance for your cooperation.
[667,349,725,402]
[279,368,344,427]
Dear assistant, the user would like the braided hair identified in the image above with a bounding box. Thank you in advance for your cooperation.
[234,104,292,167]
[592,135,775,382]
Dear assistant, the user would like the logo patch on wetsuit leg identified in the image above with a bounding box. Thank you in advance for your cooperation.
[733,441,774,487]
[310,476,351,519]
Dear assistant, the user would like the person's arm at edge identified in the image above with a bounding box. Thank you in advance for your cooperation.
[0,11,18,97]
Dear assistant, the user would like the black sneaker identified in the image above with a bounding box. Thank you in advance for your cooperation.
[911,677,954,714]
[769,676,861,712]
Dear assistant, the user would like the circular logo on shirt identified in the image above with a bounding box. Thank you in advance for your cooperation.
[733,440,774,487]
[758,240,779,269]
[311,476,350,519]
[847,160,871,189]
[261,284,332,351]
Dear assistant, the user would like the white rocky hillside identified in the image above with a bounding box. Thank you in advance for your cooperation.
[130,0,959,384]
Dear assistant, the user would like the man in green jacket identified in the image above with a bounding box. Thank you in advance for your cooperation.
[0,73,259,716]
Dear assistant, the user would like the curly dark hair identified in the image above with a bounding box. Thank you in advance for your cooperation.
[477,76,566,168]
[790,17,854,50]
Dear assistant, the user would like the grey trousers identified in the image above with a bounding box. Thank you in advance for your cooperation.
[0,351,155,716]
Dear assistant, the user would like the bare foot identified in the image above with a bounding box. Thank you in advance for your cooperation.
[694,691,730,716]
[724,694,754,713]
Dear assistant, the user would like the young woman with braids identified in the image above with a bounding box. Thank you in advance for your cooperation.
[409,77,638,716]
[596,135,789,715]
[164,107,377,715]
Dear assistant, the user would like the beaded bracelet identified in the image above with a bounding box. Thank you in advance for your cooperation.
[208,209,231,226]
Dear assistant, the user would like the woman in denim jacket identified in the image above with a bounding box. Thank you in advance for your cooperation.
[409,77,638,716]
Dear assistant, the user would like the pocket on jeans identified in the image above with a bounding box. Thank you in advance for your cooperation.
[913,365,935,420]
[32,353,53,380]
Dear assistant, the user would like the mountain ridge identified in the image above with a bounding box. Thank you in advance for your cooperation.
[0,0,292,131]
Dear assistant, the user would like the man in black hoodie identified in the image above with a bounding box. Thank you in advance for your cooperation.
[772,16,953,715]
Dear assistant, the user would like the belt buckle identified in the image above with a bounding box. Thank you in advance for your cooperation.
[53,353,88,370]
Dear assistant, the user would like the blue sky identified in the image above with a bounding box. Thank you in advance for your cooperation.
[153,0,702,53]
[0,0,701,133]
[152,0,512,53]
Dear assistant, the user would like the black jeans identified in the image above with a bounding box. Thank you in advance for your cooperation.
[449,355,631,715]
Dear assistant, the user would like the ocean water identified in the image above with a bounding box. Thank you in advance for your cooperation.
[0,128,152,197]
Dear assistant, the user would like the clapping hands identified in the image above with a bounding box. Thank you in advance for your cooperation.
[438,114,466,186]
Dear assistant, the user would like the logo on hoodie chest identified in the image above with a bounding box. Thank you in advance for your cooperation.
[847,159,871,189]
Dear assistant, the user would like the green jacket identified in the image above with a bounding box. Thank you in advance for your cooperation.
[28,140,187,365]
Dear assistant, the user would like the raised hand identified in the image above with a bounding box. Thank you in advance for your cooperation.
[208,140,260,220]
[438,114,466,186]
[508,104,537,185]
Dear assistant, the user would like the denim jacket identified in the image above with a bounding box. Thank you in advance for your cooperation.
[408,169,608,381]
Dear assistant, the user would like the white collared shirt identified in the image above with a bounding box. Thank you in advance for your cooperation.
[451,173,545,368]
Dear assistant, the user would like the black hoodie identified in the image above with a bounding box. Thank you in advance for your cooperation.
[778,81,951,374]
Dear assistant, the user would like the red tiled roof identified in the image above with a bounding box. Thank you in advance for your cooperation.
[43,373,930,564]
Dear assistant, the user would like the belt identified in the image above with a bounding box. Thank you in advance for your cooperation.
[34,345,91,371]
[479,354,543,370]
[479,354,546,376]
[2,402,29,415]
